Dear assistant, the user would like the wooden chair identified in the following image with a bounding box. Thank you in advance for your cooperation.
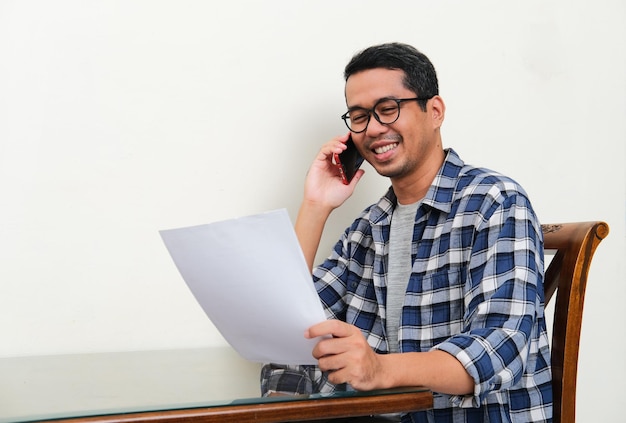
[542,221,609,423]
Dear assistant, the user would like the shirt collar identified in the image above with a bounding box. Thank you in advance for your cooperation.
[369,148,464,223]
[422,148,464,214]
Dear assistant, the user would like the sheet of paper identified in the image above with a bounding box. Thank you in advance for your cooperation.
[159,209,327,365]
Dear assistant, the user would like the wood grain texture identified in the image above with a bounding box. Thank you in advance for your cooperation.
[542,221,609,423]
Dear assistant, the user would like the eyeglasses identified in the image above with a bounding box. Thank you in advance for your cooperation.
[340,97,432,133]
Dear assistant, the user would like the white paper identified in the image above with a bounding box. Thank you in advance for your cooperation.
[159,209,327,365]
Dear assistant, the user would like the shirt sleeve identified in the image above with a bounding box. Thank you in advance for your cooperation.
[431,192,546,407]
[260,363,338,396]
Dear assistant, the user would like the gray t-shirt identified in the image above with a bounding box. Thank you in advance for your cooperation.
[386,201,420,353]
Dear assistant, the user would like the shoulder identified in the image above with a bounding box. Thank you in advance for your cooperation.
[450,151,530,205]
[458,165,529,200]
[437,150,537,226]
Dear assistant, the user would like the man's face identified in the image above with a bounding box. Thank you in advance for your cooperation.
[344,68,444,182]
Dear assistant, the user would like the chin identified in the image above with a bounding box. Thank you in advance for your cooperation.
[376,168,403,179]
[372,161,404,178]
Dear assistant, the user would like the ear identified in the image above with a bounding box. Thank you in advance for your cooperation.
[430,95,446,129]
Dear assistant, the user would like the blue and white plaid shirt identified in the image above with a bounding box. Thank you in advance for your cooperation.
[261,149,552,422]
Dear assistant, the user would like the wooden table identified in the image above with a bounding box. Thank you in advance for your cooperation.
[0,347,432,422]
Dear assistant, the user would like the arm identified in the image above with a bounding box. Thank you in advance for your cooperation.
[431,197,547,405]
[306,320,474,395]
[295,200,333,273]
[295,134,364,272]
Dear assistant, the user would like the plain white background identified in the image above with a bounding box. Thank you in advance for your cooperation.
[0,1,624,420]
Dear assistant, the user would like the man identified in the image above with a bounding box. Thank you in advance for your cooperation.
[261,43,552,422]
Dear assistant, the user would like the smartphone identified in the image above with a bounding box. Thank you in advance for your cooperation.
[333,135,364,185]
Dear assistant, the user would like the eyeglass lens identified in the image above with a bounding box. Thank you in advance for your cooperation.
[344,99,402,133]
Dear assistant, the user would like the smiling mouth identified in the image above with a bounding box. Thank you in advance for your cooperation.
[374,143,399,154]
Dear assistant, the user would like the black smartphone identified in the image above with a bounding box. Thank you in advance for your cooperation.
[333,135,364,185]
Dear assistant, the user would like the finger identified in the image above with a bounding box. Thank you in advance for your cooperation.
[312,335,358,362]
[306,319,355,339]
[327,139,348,156]
[326,367,350,386]
[316,143,345,167]
[317,351,347,373]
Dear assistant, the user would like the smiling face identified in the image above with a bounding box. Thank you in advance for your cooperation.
[345,68,446,198]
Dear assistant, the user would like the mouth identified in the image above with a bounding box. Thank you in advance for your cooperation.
[373,143,399,155]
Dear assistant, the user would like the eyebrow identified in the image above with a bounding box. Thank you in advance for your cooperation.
[346,96,397,112]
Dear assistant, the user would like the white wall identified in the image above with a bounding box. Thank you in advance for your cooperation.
[1,0,624,420]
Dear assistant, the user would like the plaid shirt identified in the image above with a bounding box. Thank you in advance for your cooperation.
[261,149,552,423]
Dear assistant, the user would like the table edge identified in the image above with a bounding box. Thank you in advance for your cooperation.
[39,390,433,423]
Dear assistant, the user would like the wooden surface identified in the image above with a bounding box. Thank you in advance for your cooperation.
[41,389,433,423]
[542,221,609,423]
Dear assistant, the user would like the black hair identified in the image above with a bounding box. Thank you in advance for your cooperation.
[344,42,438,111]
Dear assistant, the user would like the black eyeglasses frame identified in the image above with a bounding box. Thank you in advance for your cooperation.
[340,96,433,134]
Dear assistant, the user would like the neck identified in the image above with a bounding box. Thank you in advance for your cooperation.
[391,147,445,204]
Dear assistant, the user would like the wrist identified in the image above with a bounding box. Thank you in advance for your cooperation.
[299,198,335,218]
[376,353,399,389]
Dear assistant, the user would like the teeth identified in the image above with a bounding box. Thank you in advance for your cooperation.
[374,143,398,154]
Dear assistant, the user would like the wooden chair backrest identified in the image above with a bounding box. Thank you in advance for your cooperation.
[542,221,609,423]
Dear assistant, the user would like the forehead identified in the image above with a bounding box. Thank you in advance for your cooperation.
[345,68,411,108]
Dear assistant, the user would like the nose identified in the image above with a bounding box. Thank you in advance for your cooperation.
[364,113,389,138]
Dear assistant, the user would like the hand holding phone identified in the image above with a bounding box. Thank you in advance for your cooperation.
[332,135,364,185]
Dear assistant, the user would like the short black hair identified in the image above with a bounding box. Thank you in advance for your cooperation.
[344,43,438,111]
